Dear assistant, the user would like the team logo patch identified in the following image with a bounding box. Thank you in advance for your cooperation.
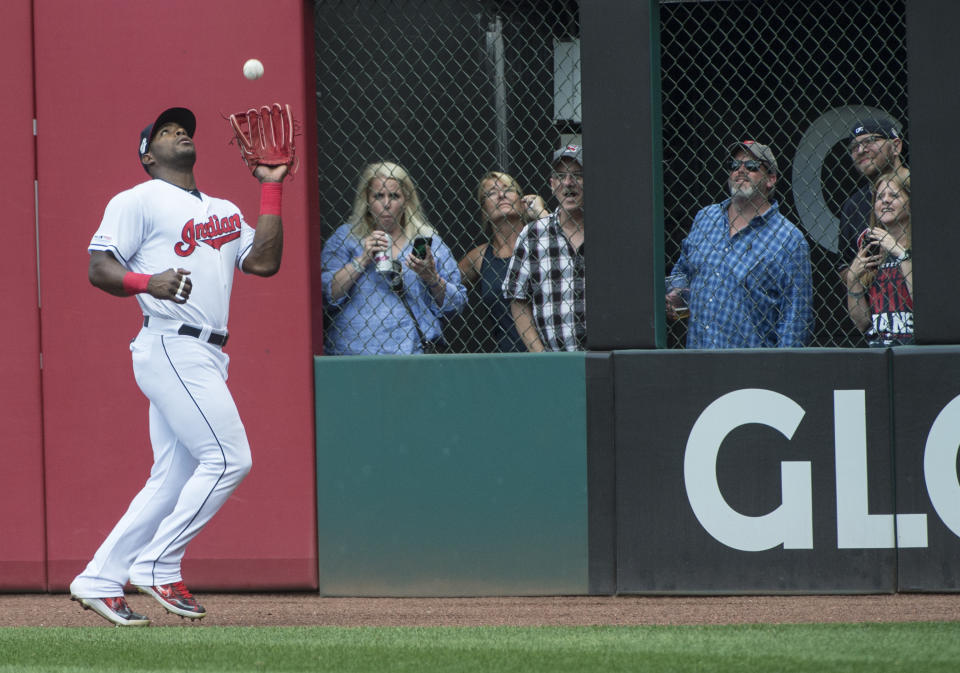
[175,214,242,257]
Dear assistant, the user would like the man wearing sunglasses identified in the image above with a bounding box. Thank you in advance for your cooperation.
[667,140,813,348]
[838,118,905,283]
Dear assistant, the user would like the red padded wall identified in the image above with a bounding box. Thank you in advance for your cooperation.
[34,0,318,591]
[1,0,47,591]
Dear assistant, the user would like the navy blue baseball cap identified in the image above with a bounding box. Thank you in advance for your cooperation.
[138,107,196,173]
[851,117,900,140]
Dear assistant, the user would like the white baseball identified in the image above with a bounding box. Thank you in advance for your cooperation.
[243,59,264,80]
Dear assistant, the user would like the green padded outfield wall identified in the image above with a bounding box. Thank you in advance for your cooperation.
[314,353,588,596]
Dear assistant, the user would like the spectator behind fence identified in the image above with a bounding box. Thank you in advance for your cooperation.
[458,171,547,352]
[320,161,466,354]
[837,117,906,282]
[845,170,912,347]
[503,144,586,351]
[668,140,813,348]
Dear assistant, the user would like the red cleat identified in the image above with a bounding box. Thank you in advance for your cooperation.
[136,581,206,620]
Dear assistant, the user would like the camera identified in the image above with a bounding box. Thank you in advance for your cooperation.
[384,260,403,289]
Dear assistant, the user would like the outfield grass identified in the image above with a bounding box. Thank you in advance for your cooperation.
[2,622,958,672]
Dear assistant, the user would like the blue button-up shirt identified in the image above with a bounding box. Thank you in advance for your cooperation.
[671,199,813,348]
[320,223,467,354]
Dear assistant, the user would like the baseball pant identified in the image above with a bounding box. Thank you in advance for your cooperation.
[70,328,251,597]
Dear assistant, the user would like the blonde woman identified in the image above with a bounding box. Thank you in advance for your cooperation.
[458,171,546,352]
[845,169,913,346]
[321,161,466,354]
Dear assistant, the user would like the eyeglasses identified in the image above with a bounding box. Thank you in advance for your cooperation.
[551,171,583,181]
[727,158,766,172]
[848,134,886,154]
[483,186,518,199]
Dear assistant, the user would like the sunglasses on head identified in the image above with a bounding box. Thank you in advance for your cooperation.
[728,158,766,172]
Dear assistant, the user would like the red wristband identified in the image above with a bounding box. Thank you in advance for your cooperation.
[122,272,151,295]
[260,182,283,217]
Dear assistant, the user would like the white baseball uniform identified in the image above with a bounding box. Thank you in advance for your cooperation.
[71,178,257,597]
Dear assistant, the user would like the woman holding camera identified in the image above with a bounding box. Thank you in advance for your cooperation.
[845,168,913,346]
[321,161,466,354]
[457,171,546,352]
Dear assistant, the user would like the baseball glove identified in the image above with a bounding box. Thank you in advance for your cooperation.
[229,103,297,175]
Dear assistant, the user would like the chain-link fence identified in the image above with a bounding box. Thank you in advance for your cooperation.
[661,0,908,349]
[314,0,581,354]
[314,0,908,354]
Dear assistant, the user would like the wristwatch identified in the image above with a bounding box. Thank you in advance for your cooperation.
[894,248,912,263]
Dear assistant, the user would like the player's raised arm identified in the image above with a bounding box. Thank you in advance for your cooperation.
[229,103,296,277]
[241,164,289,276]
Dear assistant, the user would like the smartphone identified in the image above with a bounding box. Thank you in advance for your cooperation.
[412,236,432,259]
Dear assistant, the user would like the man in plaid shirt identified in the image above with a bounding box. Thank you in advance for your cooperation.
[503,144,586,351]
[668,140,813,348]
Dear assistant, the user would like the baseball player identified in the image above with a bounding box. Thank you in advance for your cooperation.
[69,106,290,626]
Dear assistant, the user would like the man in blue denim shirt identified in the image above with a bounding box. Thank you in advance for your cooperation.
[668,140,813,348]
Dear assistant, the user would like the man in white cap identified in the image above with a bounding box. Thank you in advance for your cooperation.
[503,143,586,351]
[667,140,813,348]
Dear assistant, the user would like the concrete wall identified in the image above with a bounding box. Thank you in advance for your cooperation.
[314,353,589,596]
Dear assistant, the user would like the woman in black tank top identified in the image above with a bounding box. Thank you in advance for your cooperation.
[458,171,546,352]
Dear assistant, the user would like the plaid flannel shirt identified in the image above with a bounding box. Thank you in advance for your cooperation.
[502,212,586,351]
[672,199,814,348]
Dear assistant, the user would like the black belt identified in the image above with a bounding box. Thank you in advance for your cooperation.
[144,317,229,347]
[178,324,229,347]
